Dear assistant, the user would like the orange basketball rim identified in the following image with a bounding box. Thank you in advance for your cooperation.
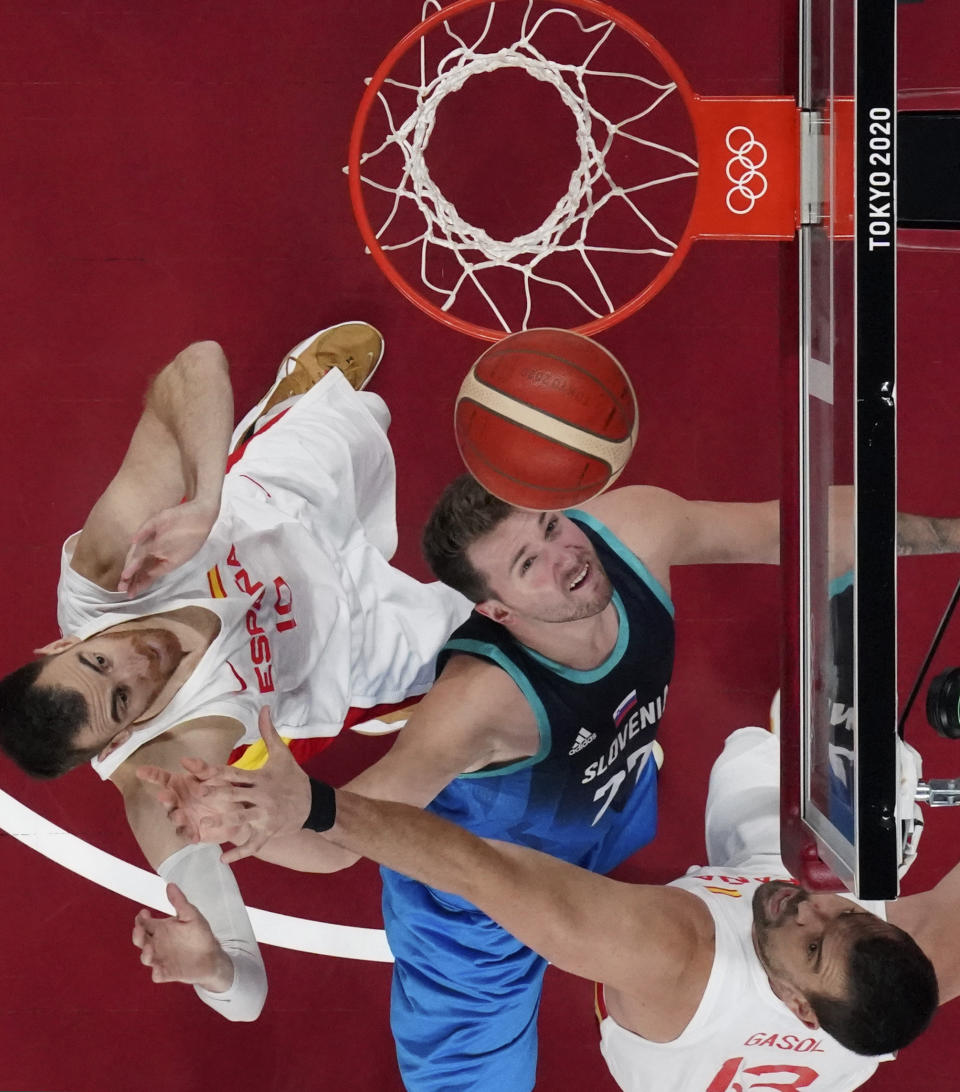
[348,0,808,341]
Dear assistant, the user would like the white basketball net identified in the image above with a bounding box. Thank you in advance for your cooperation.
[353,0,699,332]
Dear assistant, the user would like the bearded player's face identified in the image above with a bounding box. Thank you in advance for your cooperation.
[469,510,613,624]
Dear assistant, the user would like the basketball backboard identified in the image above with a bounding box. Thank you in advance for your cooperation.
[780,0,900,899]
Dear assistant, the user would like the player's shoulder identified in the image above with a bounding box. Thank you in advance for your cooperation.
[575,485,688,560]
[598,884,716,1036]
[577,485,684,527]
[413,652,536,743]
[433,651,531,711]
[375,654,539,788]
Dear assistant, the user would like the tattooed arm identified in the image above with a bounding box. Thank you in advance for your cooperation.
[897,513,960,557]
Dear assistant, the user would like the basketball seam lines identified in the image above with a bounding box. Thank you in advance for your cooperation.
[459,398,625,462]
[458,377,634,452]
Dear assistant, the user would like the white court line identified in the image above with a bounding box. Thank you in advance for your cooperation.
[0,787,393,963]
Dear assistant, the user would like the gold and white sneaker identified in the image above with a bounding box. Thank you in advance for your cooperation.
[230,321,384,453]
[769,690,780,736]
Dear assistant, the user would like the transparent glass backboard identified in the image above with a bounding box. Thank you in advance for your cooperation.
[790,0,899,899]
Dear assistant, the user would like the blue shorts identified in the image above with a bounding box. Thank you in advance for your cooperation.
[381,762,658,1091]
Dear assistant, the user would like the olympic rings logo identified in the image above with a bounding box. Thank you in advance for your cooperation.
[724,126,768,214]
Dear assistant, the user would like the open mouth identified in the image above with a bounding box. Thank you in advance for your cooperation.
[568,562,590,591]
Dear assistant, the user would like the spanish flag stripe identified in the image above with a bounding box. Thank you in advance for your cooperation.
[207,565,227,598]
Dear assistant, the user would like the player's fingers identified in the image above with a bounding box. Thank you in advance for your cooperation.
[118,541,156,595]
[221,839,257,865]
[132,913,153,948]
[128,515,161,547]
[179,756,227,783]
[116,564,141,596]
[121,574,143,598]
[201,787,245,814]
[124,563,164,600]
[231,802,271,829]
[142,784,182,817]
[183,791,243,824]
[218,783,261,807]
[258,706,284,752]
[118,540,144,581]
[165,881,184,901]
[154,789,180,813]
[205,773,261,801]
[230,824,268,858]
[134,764,164,785]
[135,764,172,789]
[166,882,196,921]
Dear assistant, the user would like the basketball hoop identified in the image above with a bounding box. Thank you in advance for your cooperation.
[348,0,802,339]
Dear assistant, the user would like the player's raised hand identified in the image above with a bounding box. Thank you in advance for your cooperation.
[118,497,220,597]
[138,709,313,863]
[209,707,313,864]
[132,883,233,990]
[137,759,246,845]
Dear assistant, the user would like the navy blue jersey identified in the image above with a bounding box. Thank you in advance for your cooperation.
[427,510,675,870]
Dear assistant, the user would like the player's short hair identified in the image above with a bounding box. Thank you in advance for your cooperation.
[0,659,97,778]
[422,475,513,602]
[808,923,938,1055]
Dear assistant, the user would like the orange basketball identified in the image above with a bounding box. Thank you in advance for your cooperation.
[454,328,638,509]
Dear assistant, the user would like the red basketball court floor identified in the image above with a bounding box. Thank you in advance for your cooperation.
[2,2,959,1088]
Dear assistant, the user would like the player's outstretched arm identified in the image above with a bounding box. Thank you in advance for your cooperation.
[580,485,781,591]
[141,656,538,873]
[583,484,960,591]
[322,786,712,1038]
[823,486,960,576]
[896,512,960,557]
[115,720,268,1021]
[71,340,233,596]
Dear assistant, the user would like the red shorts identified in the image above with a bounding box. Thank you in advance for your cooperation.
[227,694,423,769]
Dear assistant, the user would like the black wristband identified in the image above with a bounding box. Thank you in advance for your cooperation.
[303,777,337,832]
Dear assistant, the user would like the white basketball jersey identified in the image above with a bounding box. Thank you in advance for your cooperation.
[56,371,471,779]
[599,861,889,1092]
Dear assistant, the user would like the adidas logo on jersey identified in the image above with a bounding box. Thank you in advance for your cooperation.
[569,727,597,755]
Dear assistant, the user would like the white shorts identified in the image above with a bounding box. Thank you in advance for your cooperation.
[704,726,781,868]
